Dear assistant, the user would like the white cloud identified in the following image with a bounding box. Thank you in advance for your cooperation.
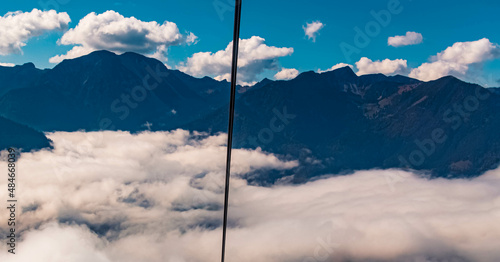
[0,9,70,55]
[49,11,196,64]
[178,36,294,85]
[1,131,500,262]
[2,223,110,262]
[388,31,423,47]
[303,21,324,42]
[355,57,408,75]
[435,38,499,64]
[0,130,297,237]
[410,38,500,82]
[274,68,299,80]
[317,63,353,73]
[0,62,15,67]
[409,60,468,82]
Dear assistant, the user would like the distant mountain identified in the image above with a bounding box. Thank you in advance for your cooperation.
[0,116,51,152]
[186,67,500,182]
[1,52,499,181]
[0,50,230,132]
[0,63,45,97]
[0,64,52,152]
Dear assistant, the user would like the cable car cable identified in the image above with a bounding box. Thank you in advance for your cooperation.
[221,1,242,262]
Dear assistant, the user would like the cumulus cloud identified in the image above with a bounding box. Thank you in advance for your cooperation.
[0,62,15,67]
[410,38,500,82]
[317,63,354,73]
[355,57,408,75]
[274,68,299,80]
[388,31,423,47]
[0,9,70,55]
[49,11,196,64]
[178,36,294,86]
[410,60,468,82]
[1,130,500,262]
[303,21,324,42]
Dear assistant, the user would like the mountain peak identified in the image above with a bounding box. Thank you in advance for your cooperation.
[320,66,358,82]
[359,73,421,85]
[331,65,356,74]
[439,75,459,81]
[21,62,36,69]
[292,70,319,82]
[427,75,466,88]
[119,51,155,62]
[244,77,273,92]
[257,77,272,85]
[121,51,143,57]
[430,75,464,85]
[54,50,119,68]
[88,50,118,57]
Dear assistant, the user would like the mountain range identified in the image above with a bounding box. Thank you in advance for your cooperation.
[1,50,499,182]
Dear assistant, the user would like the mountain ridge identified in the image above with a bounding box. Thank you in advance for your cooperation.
[0,50,231,132]
[0,116,52,152]
[1,51,499,181]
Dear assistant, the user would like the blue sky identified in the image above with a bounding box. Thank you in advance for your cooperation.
[1,0,499,86]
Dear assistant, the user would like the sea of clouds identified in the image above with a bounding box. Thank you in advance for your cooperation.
[0,130,499,262]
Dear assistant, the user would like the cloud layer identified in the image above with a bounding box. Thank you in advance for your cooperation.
[0,9,70,56]
[388,31,423,47]
[303,21,324,42]
[1,130,499,262]
[49,11,196,63]
[178,36,293,86]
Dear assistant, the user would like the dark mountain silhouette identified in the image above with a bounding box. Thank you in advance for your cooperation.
[1,51,499,182]
[0,50,230,131]
[0,116,51,152]
[0,64,52,151]
[186,67,500,182]
[0,63,45,97]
